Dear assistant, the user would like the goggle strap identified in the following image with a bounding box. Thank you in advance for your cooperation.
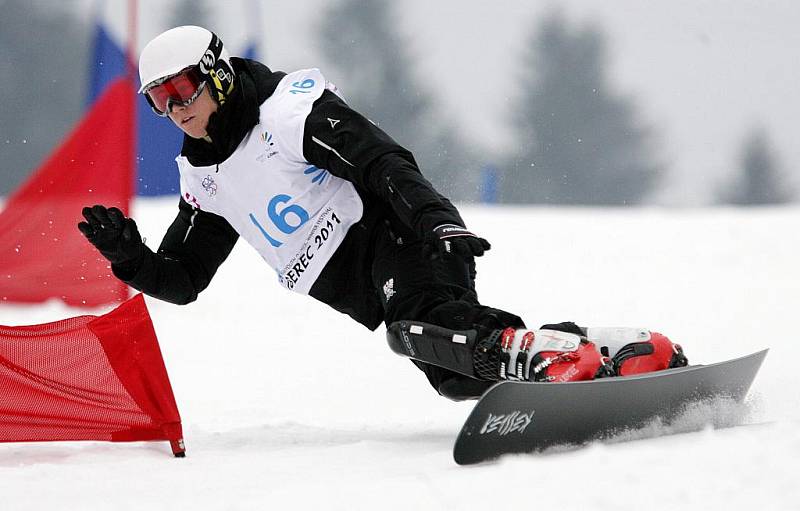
[198,33,223,77]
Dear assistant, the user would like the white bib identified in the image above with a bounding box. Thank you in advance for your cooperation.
[176,68,363,294]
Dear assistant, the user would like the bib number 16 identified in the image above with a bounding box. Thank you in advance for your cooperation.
[250,194,309,247]
[290,79,315,94]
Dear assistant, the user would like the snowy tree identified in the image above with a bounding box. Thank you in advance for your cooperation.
[169,0,211,29]
[505,11,661,205]
[316,0,478,200]
[722,127,792,205]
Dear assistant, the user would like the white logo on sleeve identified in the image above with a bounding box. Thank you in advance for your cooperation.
[383,278,395,301]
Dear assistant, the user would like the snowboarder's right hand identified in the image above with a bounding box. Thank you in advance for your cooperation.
[425,223,491,260]
[78,205,144,266]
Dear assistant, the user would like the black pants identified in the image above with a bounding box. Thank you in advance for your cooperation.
[310,212,525,398]
[370,217,525,397]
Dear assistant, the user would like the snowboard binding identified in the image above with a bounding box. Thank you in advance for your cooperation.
[386,321,689,389]
[479,327,615,382]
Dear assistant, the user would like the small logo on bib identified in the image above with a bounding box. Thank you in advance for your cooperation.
[184,192,201,209]
[304,165,330,186]
[201,175,217,196]
[257,130,279,162]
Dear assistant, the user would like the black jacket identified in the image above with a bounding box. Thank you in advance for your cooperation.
[114,58,464,329]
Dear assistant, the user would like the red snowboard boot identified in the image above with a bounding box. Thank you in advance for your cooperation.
[585,327,688,376]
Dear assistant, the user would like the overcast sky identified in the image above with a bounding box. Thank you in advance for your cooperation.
[74,0,800,205]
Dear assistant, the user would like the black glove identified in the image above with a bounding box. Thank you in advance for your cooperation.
[425,223,491,259]
[78,205,144,266]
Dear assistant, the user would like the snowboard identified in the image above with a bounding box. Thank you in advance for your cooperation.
[453,349,768,465]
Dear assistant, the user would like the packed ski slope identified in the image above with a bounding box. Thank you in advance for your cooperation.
[1,200,798,511]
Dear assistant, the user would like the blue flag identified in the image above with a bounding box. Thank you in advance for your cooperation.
[88,21,182,196]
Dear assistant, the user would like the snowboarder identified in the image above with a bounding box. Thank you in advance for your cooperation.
[78,26,687,400]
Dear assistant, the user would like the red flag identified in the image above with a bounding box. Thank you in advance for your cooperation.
[0,294,185,456]
[0,79,135,307]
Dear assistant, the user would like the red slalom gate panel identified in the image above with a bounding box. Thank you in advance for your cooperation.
[0,294,185,456]
[0,78,134,307]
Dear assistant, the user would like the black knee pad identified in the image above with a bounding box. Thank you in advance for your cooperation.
[425,303,526,332]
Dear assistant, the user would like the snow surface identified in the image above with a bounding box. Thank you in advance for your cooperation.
[1,199,798,511]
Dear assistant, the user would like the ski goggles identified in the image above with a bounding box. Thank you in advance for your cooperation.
[143,67,206,117]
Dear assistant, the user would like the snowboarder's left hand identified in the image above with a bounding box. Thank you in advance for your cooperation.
[426,223,491,259]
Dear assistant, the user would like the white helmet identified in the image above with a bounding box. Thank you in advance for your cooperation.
[138,26,236,105]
